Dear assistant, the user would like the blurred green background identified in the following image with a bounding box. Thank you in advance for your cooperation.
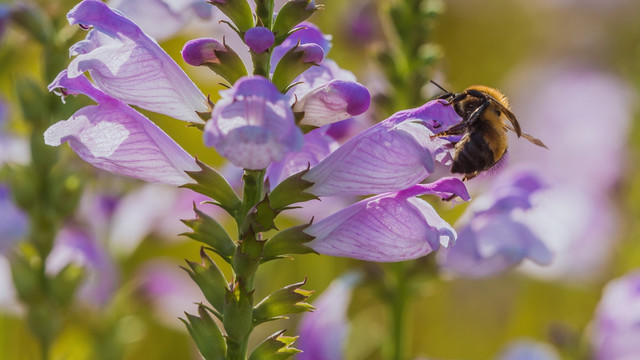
[1,0,640,359]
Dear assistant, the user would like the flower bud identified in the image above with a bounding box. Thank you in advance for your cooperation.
[294,79,371,127]
[182,38,248,84]
[244,27,275,54]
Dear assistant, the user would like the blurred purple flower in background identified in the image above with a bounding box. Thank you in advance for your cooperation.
[45,71,199,185]
[109,0,213,41]
[497,340,561,360]
[505,64,633,282]
[591,270,640,360]
[439,168,553,277]
[203,76,304,170]
[0,185,28,254]
[306,178,469,262]
[297,273,360,360]
[46,226,118,306]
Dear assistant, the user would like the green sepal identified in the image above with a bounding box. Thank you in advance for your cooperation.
[262,221,317,262]
[181,204,236,263]
[233,227,265,281]
[15,77,47,127]
[223,281,254,342]
[207,0,254,33]
[248,330,301,360]
[271,44,320,93]
[182,248,229,314]
[181,158,241,216]
[255,0,275,29]
[245,195,279,233]
[9,253,42,303]
[253,279,314,325]
[181,304,227,360]
[268,168,318,211]
[50,263,85,308]
[272,0,323,45]
[204,41,249,84]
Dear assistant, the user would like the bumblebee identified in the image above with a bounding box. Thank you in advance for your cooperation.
[430,81,547,181]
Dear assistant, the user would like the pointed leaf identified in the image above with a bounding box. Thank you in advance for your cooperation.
[181,204,236,262]
[183,248,229,314]
[181,305,226,360]
[253,280,315,325]
[268,168,318,211]
[181,159,241,215]
[249,330,301,360]
[262,222,317,262]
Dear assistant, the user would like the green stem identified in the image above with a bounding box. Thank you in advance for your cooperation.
[226,169,266,360]
[387,262,410,360]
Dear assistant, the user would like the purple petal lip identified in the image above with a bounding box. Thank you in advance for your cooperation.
[297,43,324,64]
[305,177,465,262]
[272,22,332,66]
[46,71,198,186]
[65,0,210,123]
[295,80,371,127]
[203,76,303,169]
[182,38,225,66]
[244,27,275,54]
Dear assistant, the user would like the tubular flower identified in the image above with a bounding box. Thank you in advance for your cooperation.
[203,76,304,170]
[275,23,371,127]
[45,71,199,186]
[302,100,460,197]
[297,273,361,360]
[438,168,553,277]
[592,271,640,360]
[304,177,470,262]
[65,0,210,123]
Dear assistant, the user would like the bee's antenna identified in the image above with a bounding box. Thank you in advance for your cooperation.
[429,80,451,95]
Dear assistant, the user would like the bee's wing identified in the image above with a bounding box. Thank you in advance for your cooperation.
[504,125,549,149]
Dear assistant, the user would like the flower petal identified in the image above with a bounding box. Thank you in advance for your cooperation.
[295,80,371,127]
[66,0,209,123]
[45,72,198,185]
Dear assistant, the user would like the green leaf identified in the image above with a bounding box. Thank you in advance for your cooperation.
[253,280,314,325]
[183,248,229,314]
[181,305,227,360]
[268,168,318,211]
[181,204,236,263]
[262,222,317,262]
[248,330,301,360]
[181,159,241,215]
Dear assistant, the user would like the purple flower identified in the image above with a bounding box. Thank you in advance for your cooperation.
[203,76,304,170]
[592,271,640,360]
[244,27,275,54]
[136,259,206,329]
[302,100,460,197]
[294,79,371,127]
[297,273,360,360]
[275,23,371,127]
[109,0,213,41]
[497,340,560,360]
[266,127,338,188]
[0,184,28,254]
[65,0,210,123]
[46,226,118,306]
[305,177,470,262]
[438,168,553,277]
[182,38,227,66]
[45,71,199,186]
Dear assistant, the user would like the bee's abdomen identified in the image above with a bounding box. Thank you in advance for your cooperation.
[451,132,495,174]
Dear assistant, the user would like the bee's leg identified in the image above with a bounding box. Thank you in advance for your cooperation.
[465,100,489,126]
[462,172,478,181]
[430,121,468,139]
[439,92,467,106]
[442,194,458,202]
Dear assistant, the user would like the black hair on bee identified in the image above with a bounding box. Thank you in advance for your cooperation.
[430,80,547,181]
